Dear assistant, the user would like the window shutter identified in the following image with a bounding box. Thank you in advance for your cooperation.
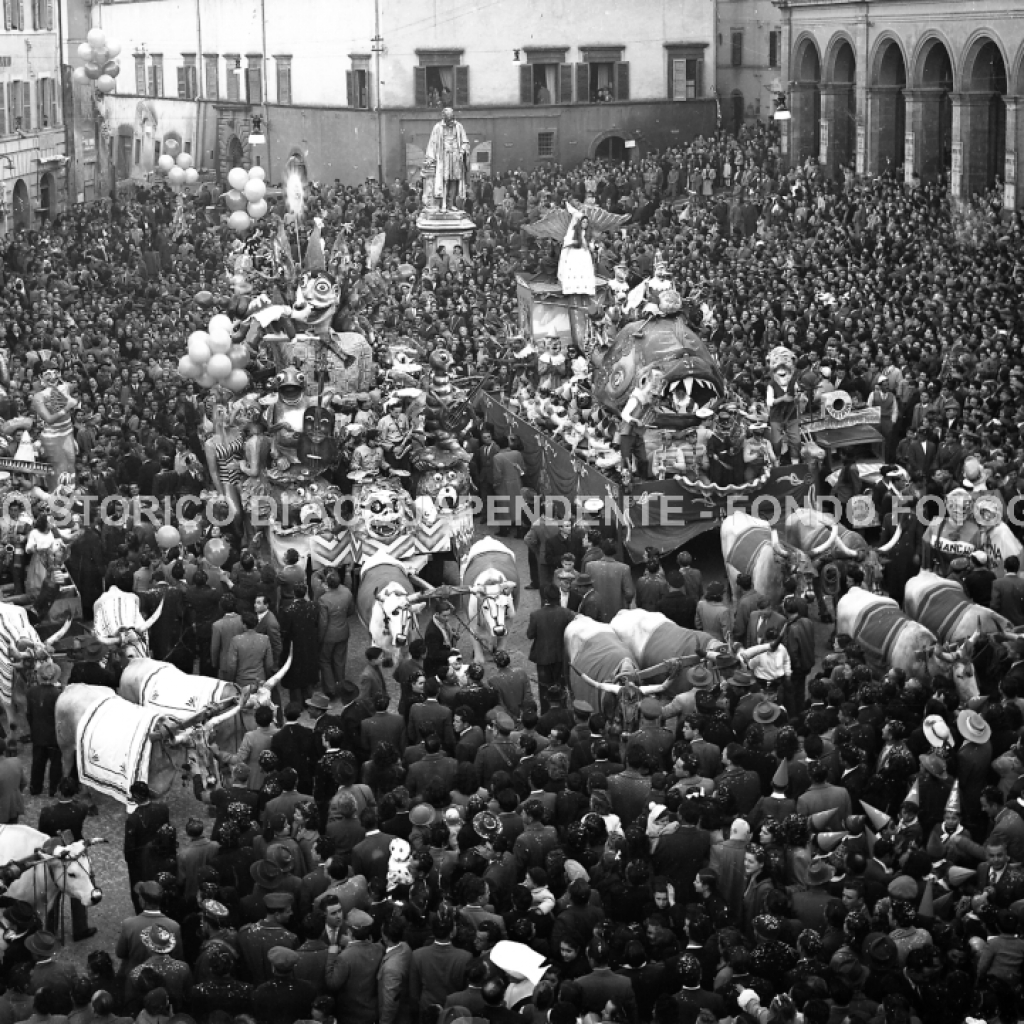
[575,62,589,103]
[614,62,629,101]
[414,66,427,107]
[21,81,30,130]
[45,0,51,30]
[29,0,34,30]
[519,64,533,105]
[135,56,146,95]
[346,70,354,107]
[177,67,187,99]
[13,0,21,31]
[558,63,573,103]
[49,78,57,126]
[454,65,469,106]
[3,0,9,31]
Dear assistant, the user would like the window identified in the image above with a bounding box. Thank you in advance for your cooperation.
[731,30,743,67]
[276,56,292,104]
[537,130,554,158]
[178,55,197,100]
[519,48,571,105]
[769,30,781,68]
[153,140,161,163]
[184,140,191,154]
[10,81,30,130]
[204,54,218,99]
[414,50,468,108]
[577,47,628,103]
[666,44,708,100]
[246,55,262,104]
[148,54,164,97]
[4,0,24,31]
[30,0,50,29]
[37,77,57,127]
[347,56,370,108]
[133,137,140,166]
[225,56,240,101]
[135,54,146,94]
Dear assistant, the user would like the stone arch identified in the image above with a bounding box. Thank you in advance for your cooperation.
[1011,40,1024,97]
[791,35,822,164]
[589,130,628,161]
[822,34,857,176]
[959,33,1007,196]
[961,30,1009,93]
[911,32,957,90]
[911,34,954,183]
[869,35,907,176]
[823,31,858,84]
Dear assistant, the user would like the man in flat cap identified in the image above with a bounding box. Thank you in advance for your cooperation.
[327,908,383,1024]
[237,892,298,985]
[252,944,315,1024]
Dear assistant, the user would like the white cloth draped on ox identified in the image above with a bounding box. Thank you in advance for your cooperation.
[76,691,160,805]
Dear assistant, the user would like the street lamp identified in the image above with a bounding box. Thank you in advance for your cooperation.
[773,91,791,121]
[248,113,266,145]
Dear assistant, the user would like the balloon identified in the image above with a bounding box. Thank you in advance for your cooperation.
[242,178,266,202]
[164,138,180,156]
[86,27,106,48]
[184,168,199,185]
[208,314,233,337]
[227,369,250,392]
[194,290,213,308]
[96,75,115,94]
[105,37,121,58]
[248,165,266,181]
[155,525,181,551]
[178,520,201,547]
[229,345,251,369]
[196,372,215,389]
[177,355,201,379]
[157,154,174,174]
[84,64,102,80]
[207,330,231,355]
[102,60,118,75]
[72,66,87,84]
[167,165,185,186]
[228,210,251,234]
[246,199,268,221]
[204,537,230,567]
[227,167,249,191]
[176,152,193,170]
[77,42,93,62]
[224,189,246,212]
[207,354,233,380]
[187,331,212,364]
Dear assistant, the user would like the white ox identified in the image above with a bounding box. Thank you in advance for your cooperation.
[609,609,719,693]
[837,586,979,703]
[357,552,428,663]
[782,507,889,593]
[721,511,820,607]
[565,617,639,714]
[0,826,104,939]
[461,538,519,663]
[92,587,163,661]
[0,605,71,738]
[904,570,1012,642]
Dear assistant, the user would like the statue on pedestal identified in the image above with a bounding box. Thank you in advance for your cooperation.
[423,107,470,214]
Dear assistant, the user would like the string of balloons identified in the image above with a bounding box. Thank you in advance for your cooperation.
[71,27,121,94]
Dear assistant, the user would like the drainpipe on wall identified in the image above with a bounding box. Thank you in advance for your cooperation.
[195,0,206,176]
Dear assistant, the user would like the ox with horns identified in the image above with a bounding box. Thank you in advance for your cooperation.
[721,510,821,609]
[91,587,163,663]
[0,604,71,738]
[460,537,519,663]
[904,570,1012,642]
[357,552,433,664]
[837,586,980,704]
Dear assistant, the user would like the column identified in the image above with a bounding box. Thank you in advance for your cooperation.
[1004,95,1024,210]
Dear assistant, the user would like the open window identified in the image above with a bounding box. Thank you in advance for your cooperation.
[576,47,627,103]
[414,50,468,108]
[518,47,571,105]
[347,55,370,109]
[666,43,708,100]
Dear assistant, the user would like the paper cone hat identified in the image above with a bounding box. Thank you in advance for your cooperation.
[946,781,961,815]
[13,431,35,463]
[816,831,848,853]
[905,778,920,806]
[808,809,837,831]
[861,801,891,831]
[772,760,789,790]
[947,866,976,888]
[918,879,935,918]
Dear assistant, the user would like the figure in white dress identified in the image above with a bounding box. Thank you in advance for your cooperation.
[557,203,596,296]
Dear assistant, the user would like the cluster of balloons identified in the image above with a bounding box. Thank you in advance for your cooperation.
[157,143,199,187]
[224,165,268,235]
[72,27,121,95]
[177,313,251,391]
[155,520,206,552]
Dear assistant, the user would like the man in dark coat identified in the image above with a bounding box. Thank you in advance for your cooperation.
[270,703,319,795]
[252,944,314,1023]
[526,584,575,712]
[184,568,222,676]
[26,676,62,798]
[124,781,171,912]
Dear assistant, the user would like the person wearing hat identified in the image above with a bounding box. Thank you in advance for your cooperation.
[237,892,298,986]
[963,549,997,607]
[127,925,194,1010]
[25,930,76,1005]
[253,944,315,1023]
[325,908,383,1024]
[696,580,730,642]
[116,880,182,978]
[124,780,171,913]
[795,760,853,823]
[474,710,522,787]
[791,860,835,931]
[626,698,674,768]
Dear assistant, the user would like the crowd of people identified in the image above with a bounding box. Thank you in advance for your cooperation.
[0,115,1021,1024]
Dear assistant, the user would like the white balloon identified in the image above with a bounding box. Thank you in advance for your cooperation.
[77,42,93,62]
[178,355,201,379]
[86,27,106,49]
[243,178,265,202]
[196,372,216,389]
[227,167,249,191]
[208,330,232,355]
[208,314,233,337]
[247,199,268,221]
[105,37,121,58]
[72,66,88,84]
[176,152,193,170]
[167,166,185,186]
[184,167,199,185]
[248,165,266,181]
[227,369,250,392]
[187,331,212,364]
[157,154,174,173]
[207,353,233,380]
[228,210,252,233]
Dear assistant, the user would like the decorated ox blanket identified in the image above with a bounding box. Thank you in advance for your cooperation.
[357,559,413,629]
[727,526,770,575]
[569,632,635,713]
[908,580,970,642]
[462,539,521,607]
[130,661,230,721]
[850,601,907,670]
[77,691,160,805]
[638,619,714,694]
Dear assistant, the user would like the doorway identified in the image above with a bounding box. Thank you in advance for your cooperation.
[12,179,29,230]
[594,135,626,161]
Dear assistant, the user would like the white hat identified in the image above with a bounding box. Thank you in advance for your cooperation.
[971,550,989,565]
[923,714,951,749]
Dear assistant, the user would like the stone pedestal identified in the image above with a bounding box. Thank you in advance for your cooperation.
[416,207,476,260]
